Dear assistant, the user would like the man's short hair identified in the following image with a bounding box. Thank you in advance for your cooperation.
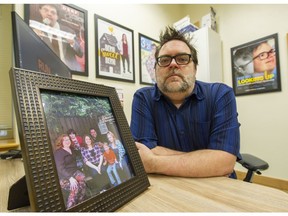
[155,26,198,67]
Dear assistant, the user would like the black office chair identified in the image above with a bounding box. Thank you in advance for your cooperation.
[237,153,269,183]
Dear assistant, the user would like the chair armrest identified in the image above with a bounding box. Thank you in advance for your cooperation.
[237,153,269,172]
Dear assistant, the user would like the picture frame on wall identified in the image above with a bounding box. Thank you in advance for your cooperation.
[24,4,89,76]
[10,68,150,212]
[231,33,281,96]
[138,33,159,85]
[12,11,72,78]
[95,14,135,83]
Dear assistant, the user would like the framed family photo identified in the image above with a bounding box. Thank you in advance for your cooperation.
[24,4,89,76]
[231,33,281,96]
[95,14,135,83]
[139,33,159,85]
[10,68,150,212]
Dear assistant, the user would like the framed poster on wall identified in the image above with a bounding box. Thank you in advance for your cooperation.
[95,14,135,83]
[24,4,89,76]
[138,33,159,85]
[231,33,281,96]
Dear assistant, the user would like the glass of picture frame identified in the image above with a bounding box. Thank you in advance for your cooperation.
[9,67,150,212]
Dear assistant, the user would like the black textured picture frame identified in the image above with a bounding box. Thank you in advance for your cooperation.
[10,68,150,212]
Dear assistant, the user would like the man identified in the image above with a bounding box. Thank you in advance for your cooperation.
[249,40,278,90]
[130,26,240,178]
[31,4,83,71]
[252,41,276,75]
[233,47,254,77]
[89,128,104,149]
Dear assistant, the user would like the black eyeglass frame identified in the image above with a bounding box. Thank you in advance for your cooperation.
[237,48,276,69]
[253,48,276,61]
[156,53,192,67]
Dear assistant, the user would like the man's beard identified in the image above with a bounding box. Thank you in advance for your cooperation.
[157,69,196,93]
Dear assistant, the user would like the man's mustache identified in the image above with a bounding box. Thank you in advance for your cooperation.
[166,69,184,79]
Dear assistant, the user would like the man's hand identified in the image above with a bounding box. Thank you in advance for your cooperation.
[135,142,156,173]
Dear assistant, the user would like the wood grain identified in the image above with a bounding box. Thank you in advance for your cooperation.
[1,160,288,212]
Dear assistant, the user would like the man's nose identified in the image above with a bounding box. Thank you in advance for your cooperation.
[169,58,178,67]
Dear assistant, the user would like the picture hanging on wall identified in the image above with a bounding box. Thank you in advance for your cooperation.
[138,33,159,85]
[95,14,135,83]
[24,4,89,76]
[231,33,281,96]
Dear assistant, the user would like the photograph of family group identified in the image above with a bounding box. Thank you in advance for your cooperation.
[40,90,134,209]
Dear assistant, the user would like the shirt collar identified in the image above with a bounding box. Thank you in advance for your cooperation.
[152,81,205,101]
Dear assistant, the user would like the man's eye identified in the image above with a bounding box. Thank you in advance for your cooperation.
[160,58,170,63]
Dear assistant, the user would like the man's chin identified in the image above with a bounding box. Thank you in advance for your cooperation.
[164,83,184,92]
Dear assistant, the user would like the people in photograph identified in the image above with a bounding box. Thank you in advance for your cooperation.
[233,47,254,77]
[75,26,86,72]
[67,128,84,169]
[67,128,83,148]
[252,41,276,76]
[120,33,131,73]
[89,127,104,150]
[81,135,109,193]
[130,26,240,179]
[31,4,83,71]
[145,43,157,83]
[53,134,86,209]
[102,143,122,187]
[107,131,133,181]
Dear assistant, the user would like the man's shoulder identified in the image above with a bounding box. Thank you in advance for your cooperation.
[134,86,156,98]
[196,80,233,92]
[196,81,235,100]
[136,86,155,93]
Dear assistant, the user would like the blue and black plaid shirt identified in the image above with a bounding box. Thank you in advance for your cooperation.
[130,81,240,159]
[81,144,102,165]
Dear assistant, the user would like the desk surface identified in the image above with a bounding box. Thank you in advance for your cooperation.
[1,159,288,212]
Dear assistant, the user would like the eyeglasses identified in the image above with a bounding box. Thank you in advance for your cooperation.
[156,53,192,67]
[253,49,275,61]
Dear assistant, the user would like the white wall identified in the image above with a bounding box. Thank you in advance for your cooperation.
[14,4,288,180]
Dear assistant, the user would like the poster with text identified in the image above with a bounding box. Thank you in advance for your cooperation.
[95,14,135,83]
[139,33,159,85]
[231,33,281,96]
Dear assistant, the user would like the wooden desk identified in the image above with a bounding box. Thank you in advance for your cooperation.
[1,159,288,212]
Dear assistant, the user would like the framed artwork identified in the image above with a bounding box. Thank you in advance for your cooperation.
[10,68,150,212]
[231,33,281,96]
[12,11,71,78]
[139,33,159,85]
[24,4,89,76]
[95,14,135,83]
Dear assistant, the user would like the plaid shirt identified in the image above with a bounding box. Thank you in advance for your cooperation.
[130,81,241,159]
[81,144,102,164]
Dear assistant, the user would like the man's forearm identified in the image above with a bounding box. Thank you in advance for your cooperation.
[150,149,236,178]
[151,146,186,156]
